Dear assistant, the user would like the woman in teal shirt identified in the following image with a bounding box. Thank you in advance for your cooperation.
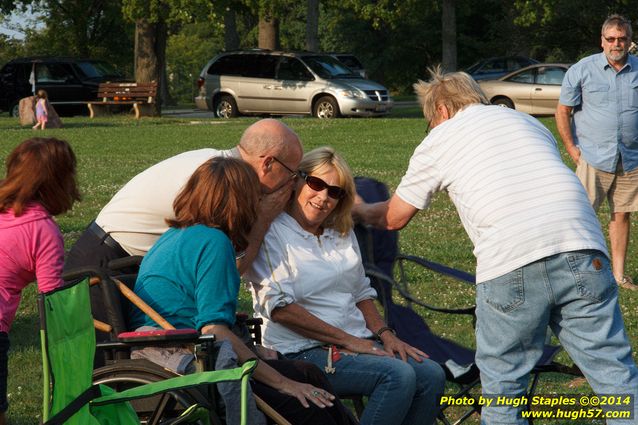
[129,157,354,425]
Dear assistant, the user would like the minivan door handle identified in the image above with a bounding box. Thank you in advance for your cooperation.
[273,86,283,90]
[263,84,274,90]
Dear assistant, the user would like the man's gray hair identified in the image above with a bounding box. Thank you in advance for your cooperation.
[413,65,489,123]
[602,14,632,39]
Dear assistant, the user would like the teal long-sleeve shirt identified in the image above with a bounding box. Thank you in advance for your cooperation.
[129,224,239,331]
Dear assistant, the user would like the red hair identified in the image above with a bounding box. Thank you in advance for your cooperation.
[0,138,81,216]
[167,157,260,252]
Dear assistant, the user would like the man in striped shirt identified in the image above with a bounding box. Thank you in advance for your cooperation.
[354,67,638,424]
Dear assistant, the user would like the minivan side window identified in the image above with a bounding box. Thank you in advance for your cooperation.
[207,55,245,76]
[277,57,313,81]
[246,55,278,79]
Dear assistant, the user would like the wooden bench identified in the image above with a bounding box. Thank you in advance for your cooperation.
[87,81,158,119]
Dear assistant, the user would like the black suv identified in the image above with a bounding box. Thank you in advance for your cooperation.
[0,56,126,116]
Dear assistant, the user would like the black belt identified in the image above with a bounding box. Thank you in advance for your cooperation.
[88,221,123,251]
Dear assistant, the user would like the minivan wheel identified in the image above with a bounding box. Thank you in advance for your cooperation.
[313,96,340,119]
[215,95,238,119]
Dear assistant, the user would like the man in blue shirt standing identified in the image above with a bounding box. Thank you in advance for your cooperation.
[556,14,638,290]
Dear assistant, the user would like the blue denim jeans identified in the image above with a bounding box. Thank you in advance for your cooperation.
[286,344,445,425]
[476,250,638,425]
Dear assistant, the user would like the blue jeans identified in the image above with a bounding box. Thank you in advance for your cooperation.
[286,344,445,425]
[476,250,638,425]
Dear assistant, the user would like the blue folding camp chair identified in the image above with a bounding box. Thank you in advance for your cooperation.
[354,177,582,425]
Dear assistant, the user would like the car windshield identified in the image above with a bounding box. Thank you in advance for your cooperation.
[336,55,363,69]
[302,55,359,79]
[74,61,124,80]
[465,61,482,74]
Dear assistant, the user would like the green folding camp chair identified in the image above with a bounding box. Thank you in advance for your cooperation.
[39,276,257,425]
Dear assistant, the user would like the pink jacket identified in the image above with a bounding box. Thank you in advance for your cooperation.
[0,203,64,333]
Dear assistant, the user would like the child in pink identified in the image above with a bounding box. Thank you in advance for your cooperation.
[0,138,80,424]
[32,89,48,130]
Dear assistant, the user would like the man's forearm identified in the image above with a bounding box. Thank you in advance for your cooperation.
[555,105,576,148]
[352,200,391,229]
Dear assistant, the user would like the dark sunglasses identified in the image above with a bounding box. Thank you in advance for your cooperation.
[299,171,346,199]
[603,36,628,43]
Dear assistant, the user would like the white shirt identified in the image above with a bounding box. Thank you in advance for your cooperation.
[396,104,608,283]
[96,148,239,255]
[245,213,377,354]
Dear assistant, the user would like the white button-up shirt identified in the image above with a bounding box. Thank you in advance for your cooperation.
[245,213,377,354]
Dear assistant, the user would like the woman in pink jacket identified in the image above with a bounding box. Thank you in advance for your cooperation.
[0,137,80,424]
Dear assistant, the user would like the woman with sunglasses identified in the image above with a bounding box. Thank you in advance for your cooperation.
[246,147,446,425]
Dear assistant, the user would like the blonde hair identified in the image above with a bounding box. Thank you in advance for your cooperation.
[297,147,354,236]
[413,65,489,123]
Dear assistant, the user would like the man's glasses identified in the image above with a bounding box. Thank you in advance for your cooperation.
[271,156,297,179]
[299,171,346,199]
[603,36,628,44]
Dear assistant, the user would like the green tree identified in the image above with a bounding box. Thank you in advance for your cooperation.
[1,1,133,73]
[513,0,638,61]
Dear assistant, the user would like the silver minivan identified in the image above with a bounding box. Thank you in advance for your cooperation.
[195,50,393,118]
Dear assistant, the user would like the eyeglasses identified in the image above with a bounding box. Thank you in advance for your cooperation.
[271,156,298,179]
[299,171,346,199]
[603,36,629,44]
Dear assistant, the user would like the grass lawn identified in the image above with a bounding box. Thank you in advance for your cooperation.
[0,109,636,424]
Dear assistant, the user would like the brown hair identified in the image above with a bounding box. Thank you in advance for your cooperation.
[297,147,355,236]
[167,157,260,252]
[36,89,48,99]
[0,137,81,216]
[414,65,489,123]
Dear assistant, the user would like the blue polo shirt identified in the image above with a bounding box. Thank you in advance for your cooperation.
[559,52,638,172]
[129,225,239,331]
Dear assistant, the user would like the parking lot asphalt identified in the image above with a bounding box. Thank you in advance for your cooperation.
[162,101,417,119]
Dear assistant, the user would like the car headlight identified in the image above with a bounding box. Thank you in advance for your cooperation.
[339,89,365,99]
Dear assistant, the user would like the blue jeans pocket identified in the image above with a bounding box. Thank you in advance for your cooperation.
[478,269,524,313]
[567,251,615,303]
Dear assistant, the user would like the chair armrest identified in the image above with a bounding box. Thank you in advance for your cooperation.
[117,328,200,343]
[365,266,475,316]
[396,254,476,285]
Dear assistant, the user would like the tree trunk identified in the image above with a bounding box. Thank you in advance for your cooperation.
[258,12,279,50]
[441,0,457,72]
[134,19,162,115]
[224,8,240,51]
[306,0,319,52]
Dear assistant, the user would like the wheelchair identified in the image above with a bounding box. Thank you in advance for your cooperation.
[48,260,272,425]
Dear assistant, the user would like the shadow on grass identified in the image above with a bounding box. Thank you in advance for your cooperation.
[10,312,40,351]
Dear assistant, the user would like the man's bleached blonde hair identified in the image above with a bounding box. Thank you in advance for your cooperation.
[413,65,489,123]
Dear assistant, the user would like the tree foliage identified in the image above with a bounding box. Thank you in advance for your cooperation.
[4,0,638,101]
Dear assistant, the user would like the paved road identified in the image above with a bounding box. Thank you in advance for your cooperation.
[162,101,417,119]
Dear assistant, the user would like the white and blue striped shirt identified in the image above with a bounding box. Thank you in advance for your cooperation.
[397,104,608,283]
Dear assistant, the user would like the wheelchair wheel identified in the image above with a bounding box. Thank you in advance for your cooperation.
[93,360,224,425]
